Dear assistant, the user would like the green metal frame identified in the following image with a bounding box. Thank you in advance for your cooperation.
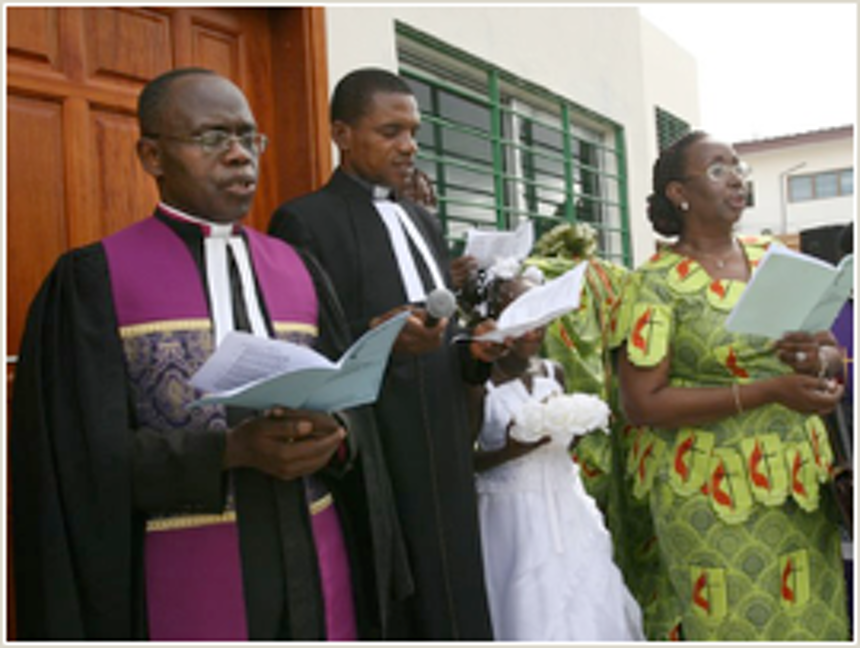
[397,21,632,267]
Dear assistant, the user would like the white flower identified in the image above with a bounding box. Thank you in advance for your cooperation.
[562,393,611,434]
[487,256,521,281]
[520,265,545,285]
[510,400,545,443]
[509,392,611,446]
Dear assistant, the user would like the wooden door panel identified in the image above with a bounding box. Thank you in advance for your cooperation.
[85,8,173,86]
[190,19,242,78]
[6,6,61,70]
[7,95,68,355]
[91,108,159,236]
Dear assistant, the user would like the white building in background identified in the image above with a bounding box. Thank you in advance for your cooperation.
[323,5,700,267]
[734,126,854,238]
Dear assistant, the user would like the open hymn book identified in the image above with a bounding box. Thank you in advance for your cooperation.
[189,311,409,412]
[724,245,854,338]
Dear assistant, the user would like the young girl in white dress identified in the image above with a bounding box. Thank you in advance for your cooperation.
[470,269,643,642]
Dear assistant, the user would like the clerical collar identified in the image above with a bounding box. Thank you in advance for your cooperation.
[372,185,396,201]
[158,202,242,237]
[342,170,396,202]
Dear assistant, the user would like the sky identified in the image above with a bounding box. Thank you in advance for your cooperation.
[638,2,857,143]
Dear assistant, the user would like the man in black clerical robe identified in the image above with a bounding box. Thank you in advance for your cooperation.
[10,67,411,640]
[269,67,495,640]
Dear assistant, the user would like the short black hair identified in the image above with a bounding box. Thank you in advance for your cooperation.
[137,67,216,136]
[330,67,414,125]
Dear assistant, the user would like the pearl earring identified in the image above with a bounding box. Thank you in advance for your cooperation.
[679,201,689,212]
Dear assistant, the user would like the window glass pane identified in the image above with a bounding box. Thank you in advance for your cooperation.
[438,91,490,133]
[788,176,813,202]
[815,172,839,199]
[441,128,492,163]
[406,77,432,113]
[840,169,853,196]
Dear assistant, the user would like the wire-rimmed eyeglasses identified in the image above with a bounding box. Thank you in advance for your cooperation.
[145,130,268,156]
[681,160,751,183]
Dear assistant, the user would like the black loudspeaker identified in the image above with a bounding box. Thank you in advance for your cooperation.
[800,224,849,265]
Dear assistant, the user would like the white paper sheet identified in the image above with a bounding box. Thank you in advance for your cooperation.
[474,261,589,342]
[463,220,534,268]
[189,311,409,412]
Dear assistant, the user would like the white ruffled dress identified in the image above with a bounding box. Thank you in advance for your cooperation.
[475,363,644,641]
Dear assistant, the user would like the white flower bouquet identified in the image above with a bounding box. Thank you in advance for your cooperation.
[510,392,611,447]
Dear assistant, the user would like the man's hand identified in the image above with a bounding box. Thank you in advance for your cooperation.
[224,408,346,480]
[450,255,478,290]
[371,305,446,355]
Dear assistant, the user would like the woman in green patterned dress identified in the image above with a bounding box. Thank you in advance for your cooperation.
[615,131,849,640]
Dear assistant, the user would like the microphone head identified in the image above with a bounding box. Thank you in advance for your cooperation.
[426,287,457,320]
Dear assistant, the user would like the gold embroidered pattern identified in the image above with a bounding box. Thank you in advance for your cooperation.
[146,494,333,533]
[310,493,334,516]
[146,510,237,532]
[274,321,318,336]
[120,319,211,338]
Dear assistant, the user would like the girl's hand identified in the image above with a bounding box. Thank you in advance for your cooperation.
[470,319,511,363]
[502,423,550,461]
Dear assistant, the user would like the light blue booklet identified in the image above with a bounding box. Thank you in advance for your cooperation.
[725,245,854,338]
[189,311,409,412]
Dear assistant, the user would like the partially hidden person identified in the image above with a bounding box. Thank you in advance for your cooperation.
[269,67,497,640]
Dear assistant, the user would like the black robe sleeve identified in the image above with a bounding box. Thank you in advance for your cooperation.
[10,244,146,639]
[296,247,414,638]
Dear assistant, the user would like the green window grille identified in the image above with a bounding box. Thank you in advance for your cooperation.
[655,106,690,151]
[396,23,631,267]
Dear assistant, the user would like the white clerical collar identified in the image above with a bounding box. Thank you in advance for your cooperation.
[158,202,266,344]
[372,184,395,201]
[341,169,396,202]
[158,202,241,237]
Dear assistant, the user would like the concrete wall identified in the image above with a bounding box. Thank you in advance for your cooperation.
[324,6,701,265]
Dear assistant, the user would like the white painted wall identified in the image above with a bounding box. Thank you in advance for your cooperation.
[324,6,701,266]
[734,134,854,236]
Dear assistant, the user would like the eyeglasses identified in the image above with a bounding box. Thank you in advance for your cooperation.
[147,130,268,156]
[682,160,751,183]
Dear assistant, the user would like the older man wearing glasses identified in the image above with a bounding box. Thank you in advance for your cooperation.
[10,67,411,641]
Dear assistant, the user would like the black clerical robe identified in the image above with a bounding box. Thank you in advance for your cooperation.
[9,211,411,640]
[270,169,493,640]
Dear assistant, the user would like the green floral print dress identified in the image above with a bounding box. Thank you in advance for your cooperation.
[613,236,849,641]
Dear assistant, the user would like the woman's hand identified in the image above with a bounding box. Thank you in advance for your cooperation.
[775,330,843,376]
[767,373,844,415]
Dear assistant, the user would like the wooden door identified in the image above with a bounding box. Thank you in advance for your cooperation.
[6,6,332,638]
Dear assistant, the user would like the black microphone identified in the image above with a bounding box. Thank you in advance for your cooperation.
[424,287,457,328]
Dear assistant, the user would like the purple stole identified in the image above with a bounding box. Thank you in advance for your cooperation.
[103,216,356,640]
